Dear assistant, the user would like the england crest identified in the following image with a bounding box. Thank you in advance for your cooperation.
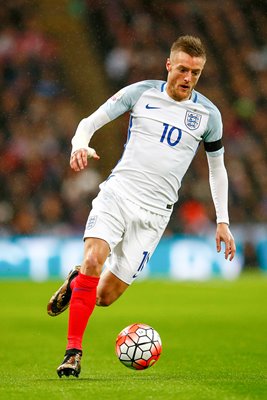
[86,215,97,230]
[185,110,202,130]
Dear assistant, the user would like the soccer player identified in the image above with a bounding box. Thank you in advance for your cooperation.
[47,35,236,377]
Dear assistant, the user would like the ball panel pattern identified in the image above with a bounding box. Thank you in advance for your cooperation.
[115,323,162,370]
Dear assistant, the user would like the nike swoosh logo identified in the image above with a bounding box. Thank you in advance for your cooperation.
[145,104,161,109]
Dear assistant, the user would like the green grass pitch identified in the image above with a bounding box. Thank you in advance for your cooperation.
[0,273,266,400]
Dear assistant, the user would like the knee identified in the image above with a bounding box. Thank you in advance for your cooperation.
[96,286,124,307]
[96,293,113,307]
[83,252,103,276]
[82,239,109,276]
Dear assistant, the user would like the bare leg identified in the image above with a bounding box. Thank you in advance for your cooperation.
[81,237,110,275]
[97,269,129,306]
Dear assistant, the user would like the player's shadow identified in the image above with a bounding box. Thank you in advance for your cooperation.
[40,374,179,382]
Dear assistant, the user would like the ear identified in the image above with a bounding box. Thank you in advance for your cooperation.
[166,58,171,72]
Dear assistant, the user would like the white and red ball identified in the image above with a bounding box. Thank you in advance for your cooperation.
[115,323,162,370]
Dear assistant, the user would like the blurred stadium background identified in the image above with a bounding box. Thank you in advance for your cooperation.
[0,0,267,280]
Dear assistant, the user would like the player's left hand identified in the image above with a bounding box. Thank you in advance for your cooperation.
[216,223,236,261]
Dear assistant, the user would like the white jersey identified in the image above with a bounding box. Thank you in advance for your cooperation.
[99,80,223,216]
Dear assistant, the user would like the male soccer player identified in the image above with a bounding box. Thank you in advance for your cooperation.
[47,35,236,377]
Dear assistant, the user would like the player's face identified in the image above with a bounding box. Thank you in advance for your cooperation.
[166,51,206,101]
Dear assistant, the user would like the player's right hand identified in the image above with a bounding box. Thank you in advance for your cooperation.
[70,147,100,171]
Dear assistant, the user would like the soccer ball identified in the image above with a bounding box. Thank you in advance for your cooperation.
[115,323,162,370]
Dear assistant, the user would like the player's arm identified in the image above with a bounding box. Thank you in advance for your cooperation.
[70,108,110,171]
[70,82,146,172]
[207,152,236,261]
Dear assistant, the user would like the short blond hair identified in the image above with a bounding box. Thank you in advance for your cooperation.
[170,35,206,59]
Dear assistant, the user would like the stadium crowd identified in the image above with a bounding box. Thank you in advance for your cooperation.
[1,1,266,264]
[0,1,101,236]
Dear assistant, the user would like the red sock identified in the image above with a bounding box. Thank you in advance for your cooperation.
[70,275,78,291]
[67,273,99,350]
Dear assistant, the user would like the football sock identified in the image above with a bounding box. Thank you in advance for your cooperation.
[70,275,78,291]
[67,272,99,350]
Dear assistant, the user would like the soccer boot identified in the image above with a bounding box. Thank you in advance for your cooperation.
[47,266,81,316]
[57,349,82,378]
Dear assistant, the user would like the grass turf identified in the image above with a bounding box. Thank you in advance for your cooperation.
[0,272,266,400]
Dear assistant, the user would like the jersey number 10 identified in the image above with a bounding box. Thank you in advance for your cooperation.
[160,123,182,147]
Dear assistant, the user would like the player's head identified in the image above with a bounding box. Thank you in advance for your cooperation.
[170,35,206,60]
[166,35,206,101]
